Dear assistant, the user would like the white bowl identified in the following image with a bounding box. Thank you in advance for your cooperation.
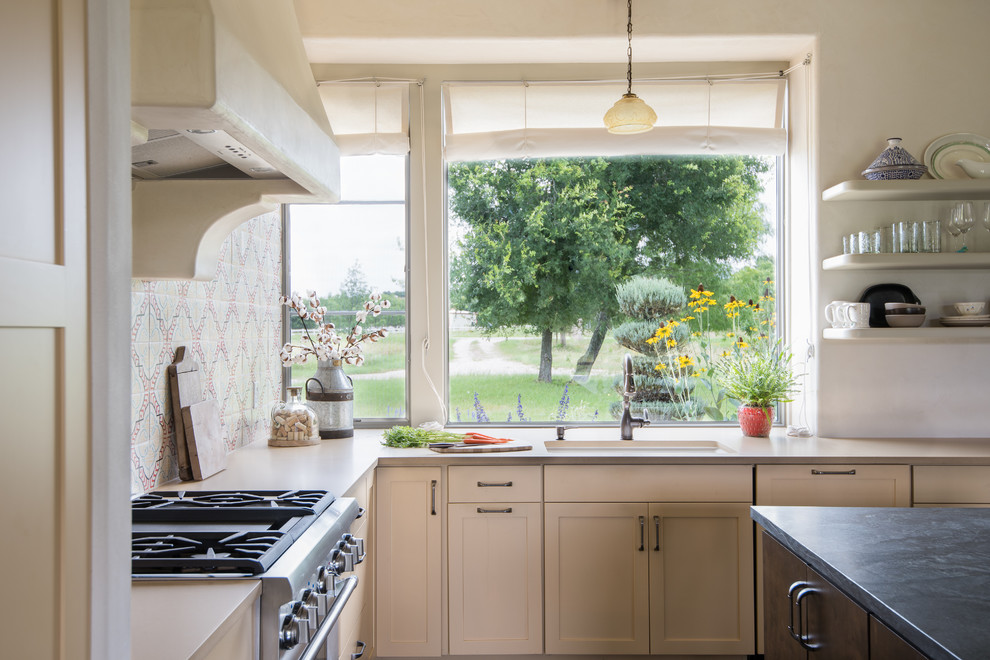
[954,302,987,316]
[885,314,925,328]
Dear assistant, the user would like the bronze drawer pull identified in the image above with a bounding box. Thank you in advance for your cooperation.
[477,481,513,487]
[477,507,513,514]
[811,469,856,475]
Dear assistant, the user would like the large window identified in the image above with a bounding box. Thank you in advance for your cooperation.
[442,78,784,426]
[447,154,778,425]
[285,155,408,422]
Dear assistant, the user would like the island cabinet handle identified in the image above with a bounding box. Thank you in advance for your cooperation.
[811,469,857,476]
[477,481,512,487]
[430,480,437,516]
[638,516,645,551]
[653,516,661,551]
[787,583,820,651]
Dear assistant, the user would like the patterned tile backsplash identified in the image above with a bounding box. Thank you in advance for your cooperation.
[130,213,282,493]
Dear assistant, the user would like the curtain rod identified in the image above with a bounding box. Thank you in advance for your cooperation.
[316,76,425,85]
[316,55,811,87]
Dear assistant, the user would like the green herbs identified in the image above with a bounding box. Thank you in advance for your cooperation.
[381,426,465,448]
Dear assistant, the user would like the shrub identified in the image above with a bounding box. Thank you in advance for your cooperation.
[615,276,687,319]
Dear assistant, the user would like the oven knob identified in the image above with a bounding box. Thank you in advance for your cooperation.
[300,588,319,627]
[342,534,366,563]
[278,601,307,650]
[328,547,354,575]
[315,566,331,594]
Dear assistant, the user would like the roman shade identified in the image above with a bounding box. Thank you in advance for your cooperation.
[319,81,411,156]
[443,79,786,161]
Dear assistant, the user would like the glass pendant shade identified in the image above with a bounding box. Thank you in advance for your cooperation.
[604,93,658,134]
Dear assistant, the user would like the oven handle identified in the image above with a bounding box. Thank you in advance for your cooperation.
[299,576,359,660]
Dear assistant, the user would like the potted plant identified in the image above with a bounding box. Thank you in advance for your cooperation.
[715,343,798,437]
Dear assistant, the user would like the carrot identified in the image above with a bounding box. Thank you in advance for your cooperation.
[462,432,513,444]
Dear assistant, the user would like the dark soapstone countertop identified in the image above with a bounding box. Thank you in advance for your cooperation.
[751,506,990,660]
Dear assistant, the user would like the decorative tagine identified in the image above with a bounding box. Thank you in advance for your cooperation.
[861,137,927,180]
[279,290,390,439]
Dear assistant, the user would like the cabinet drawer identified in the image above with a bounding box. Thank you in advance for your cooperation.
[544,465,753,502]
[914,465,990,504]
[756,464,910,506]
[448,466,542,502]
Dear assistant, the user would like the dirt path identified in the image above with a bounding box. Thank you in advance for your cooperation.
[350,336,535,380]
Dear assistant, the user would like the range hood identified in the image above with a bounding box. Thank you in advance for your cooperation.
[130,0,340,280]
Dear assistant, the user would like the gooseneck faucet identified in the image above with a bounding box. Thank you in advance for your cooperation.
[620,353,650,440]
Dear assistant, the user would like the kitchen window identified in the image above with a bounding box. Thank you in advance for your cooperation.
[443,79,784,425]
[284,154,409,423]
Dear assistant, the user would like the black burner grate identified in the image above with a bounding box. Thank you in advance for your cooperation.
[131,530,293,575]
[132,489,334,522]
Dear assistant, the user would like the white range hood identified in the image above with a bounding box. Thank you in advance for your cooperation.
[130,0,340,280]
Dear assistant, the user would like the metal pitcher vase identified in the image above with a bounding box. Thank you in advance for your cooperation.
[305,359,354,438]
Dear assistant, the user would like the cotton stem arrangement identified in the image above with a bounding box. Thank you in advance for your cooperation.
[279,291,390,366]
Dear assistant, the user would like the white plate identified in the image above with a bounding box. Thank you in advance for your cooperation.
[924,133,990,179]
[940,318,990,326]
[939,314,990,321]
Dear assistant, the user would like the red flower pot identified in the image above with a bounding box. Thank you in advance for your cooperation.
[737,405,774,437]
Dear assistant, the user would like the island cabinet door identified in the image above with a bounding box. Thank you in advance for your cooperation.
[648,503,755,655]
[763,533,868,660]
[869,615,927,660]
[375,467,442,657]
[544,503,650,654]
[447,502,543,655]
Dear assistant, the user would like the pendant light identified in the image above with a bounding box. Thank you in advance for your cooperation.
[603,0,657,134]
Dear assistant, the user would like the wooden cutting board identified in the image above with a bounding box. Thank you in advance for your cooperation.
[167,346,202,481]
[428,443,533,453]
[181,398,226,480]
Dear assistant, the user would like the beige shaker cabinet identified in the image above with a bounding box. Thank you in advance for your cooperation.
[543,465,755,656]
[375,467,443,657]
[648,502,755,655]
[912,465,990,507]
[544,502,651,654]
[755,464,912,507]
[447,465,543,655]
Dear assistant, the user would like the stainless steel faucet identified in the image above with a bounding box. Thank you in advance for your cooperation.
[620,353,650,440]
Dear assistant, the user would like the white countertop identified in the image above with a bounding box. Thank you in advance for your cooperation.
[131,580,260,660]
[132,426,990,659]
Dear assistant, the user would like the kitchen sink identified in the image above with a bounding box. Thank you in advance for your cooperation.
[543,439,736,454]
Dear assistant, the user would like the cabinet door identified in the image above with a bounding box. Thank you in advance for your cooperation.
[869,615,926,660]
[805,567,868,660]
[648,503,755,655]
[448,502,542,654]
[545,503,649,654]
[763,534,809,660]
[375,467,442,657]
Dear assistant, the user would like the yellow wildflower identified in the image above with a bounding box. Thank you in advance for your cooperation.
[666,338,677,348]
[654,363,666,371]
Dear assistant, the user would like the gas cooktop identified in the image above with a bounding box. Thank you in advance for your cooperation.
[131,489,336,576]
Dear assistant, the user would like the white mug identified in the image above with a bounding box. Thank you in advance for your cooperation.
[825,301,871,328]
[845,302,871,328]
[824,301,853,328]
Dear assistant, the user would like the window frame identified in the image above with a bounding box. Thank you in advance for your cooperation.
[281,154,412,427]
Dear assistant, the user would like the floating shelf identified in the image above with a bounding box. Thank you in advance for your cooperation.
[822,252,990,271]
[822,180,990,202]
[823,327,990,342]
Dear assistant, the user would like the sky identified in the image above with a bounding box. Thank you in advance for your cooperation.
[288,155,406,297]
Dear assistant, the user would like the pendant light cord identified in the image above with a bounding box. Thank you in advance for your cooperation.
[625,0,634,95]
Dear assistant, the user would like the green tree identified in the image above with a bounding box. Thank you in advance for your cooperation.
[339,260,370,308]
[449,158,635,382]
[607,155,771,290]
[448,155,772,380]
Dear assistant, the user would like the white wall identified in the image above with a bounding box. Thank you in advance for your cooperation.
[308,0,990,437]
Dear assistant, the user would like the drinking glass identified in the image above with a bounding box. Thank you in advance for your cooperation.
[950,202,975,251]
[922,220,941,253]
